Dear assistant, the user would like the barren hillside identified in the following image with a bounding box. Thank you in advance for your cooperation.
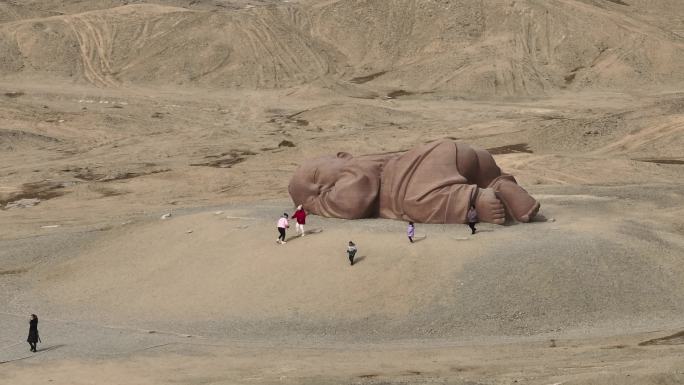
[1,0,683,94]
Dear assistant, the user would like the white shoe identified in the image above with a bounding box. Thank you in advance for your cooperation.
[281,241,287,244]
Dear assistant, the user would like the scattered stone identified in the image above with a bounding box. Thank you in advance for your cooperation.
[40,225,60,229]
[160,213,172,220]
[549,218,556,222]
[278,140,295,148]
[151,112,165,119]
[191,157,244,168]
[214,211,224,215]
[186,230,193,234]
[4,198,41,209]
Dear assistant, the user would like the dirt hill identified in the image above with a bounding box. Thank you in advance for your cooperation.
[1,0,683,94]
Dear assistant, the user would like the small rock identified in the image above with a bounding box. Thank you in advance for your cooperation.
[160,213,172,220]
[214,211,224,215]
[549,218,556,222]
[40,225,60,229]
[278,140,295,148]
[186,230,193,234]
[5,198,41,209]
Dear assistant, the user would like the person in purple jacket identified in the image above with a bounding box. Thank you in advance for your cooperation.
[467,204,478,234]
[407,221,415,243]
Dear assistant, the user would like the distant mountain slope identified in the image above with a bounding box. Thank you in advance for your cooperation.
[1,0,683,95]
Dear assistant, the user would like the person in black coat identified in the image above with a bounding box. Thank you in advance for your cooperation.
[27,314,40,352]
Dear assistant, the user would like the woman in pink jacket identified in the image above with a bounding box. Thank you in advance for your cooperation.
[276,213,289,244]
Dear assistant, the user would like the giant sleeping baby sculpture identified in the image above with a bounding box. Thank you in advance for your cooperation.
[288,139,539,224]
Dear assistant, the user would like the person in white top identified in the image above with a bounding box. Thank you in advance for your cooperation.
[276,213,289,244]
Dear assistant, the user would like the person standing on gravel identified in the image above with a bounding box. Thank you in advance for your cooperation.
[407,221,415,243]
[347,241,357,266]
[276,213,289,244]
[292,205,307,237]
[467,204,478,234]
[27,314,40,352]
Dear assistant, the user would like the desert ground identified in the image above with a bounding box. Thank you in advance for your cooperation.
[2,0,684,384]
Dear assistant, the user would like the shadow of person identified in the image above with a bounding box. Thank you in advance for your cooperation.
[412,235,427,243]
[352,255,366,265]
[0,344,66,364]
[35,344,65,353]
[285,228,324,242]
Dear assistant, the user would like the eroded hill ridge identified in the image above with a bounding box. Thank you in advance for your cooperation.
[1,0,683,95]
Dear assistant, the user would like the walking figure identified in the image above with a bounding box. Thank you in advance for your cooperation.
[407,222,415,243]
[276,213,289,244]
[467,204,478,234]
[292,205,307,237]
[347,241,357,266]
[27,314,40,352]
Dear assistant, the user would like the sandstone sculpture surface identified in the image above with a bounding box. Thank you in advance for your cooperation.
[289,140,540,224]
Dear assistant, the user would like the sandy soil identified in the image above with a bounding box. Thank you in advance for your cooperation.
[1,0,684,384]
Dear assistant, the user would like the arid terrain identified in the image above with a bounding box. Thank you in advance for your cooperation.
[1,1,684,384]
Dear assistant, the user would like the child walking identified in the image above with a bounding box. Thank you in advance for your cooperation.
[407,221,415,243]
[347,241,357,266]
[467,205,478,234]
[276,213,289,244]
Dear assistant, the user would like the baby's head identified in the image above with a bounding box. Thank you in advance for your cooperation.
[289,152,354,206]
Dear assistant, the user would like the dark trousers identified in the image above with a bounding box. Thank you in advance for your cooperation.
[28,342,36,352]
[277,227,286,241]
[348,250,356,265]
[468,222,477,234]
[408,236,414,243]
